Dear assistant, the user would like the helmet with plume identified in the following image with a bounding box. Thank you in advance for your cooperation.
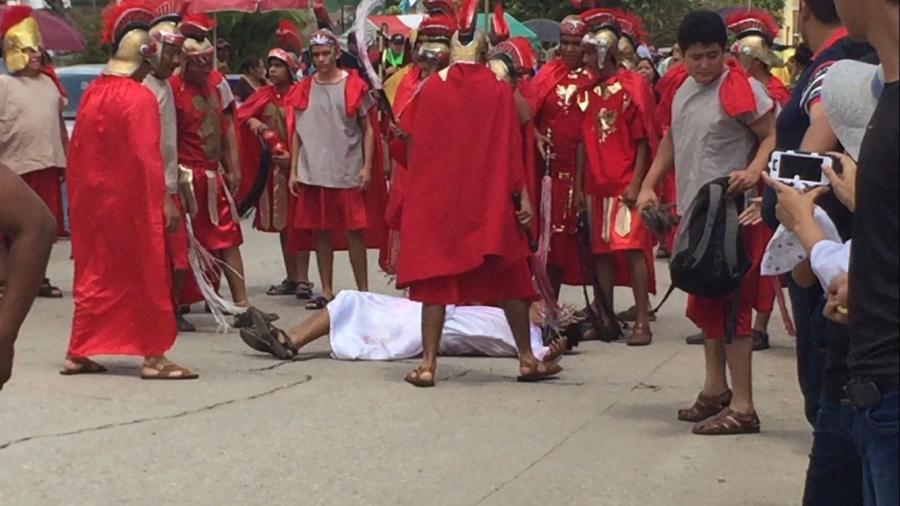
[102,1,157,77]
[726,8,784,69]
[1,6,42,74]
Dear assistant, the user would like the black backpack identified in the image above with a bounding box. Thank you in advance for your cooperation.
[669,177,750,299]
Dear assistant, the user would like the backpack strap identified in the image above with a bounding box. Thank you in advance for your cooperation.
[691,183,724,267]
[723,197,742,275]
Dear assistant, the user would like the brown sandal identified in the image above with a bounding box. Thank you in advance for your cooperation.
[59,358,107,376]
[141,360,199,380]
[38,279,64,299]
[517,361,562,383]
[627,324,653,347]
[692,407,761,435]
[677,389,733,422]
[405,368,436,388]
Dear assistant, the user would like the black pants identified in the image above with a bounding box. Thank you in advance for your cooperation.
[790,280,827,426]
[803,395,863,506]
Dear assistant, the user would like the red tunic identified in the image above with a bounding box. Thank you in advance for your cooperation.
[533,64,596,285]
[66,75,176,357]
[236,85,295,233]
[766,74,791,108]
[582,71,660,293]
[397,64,535,305]
[170,73,243,252]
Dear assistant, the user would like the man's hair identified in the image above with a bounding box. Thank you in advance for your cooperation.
[677,11,727,52]
[804,0,841,25]
[239,57,259,74]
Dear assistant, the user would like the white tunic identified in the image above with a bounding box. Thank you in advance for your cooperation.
[327,291,552,362]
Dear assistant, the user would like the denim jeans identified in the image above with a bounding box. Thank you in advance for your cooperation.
[790,281,827,425]
[803,397,862,506]
[853,389,899,506]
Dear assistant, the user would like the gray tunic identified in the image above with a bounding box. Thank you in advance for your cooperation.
[294,73,370,189]
[671,69,773,213]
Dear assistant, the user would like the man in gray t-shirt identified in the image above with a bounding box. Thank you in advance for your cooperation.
[637,11,776,437]
[290,30,375,310]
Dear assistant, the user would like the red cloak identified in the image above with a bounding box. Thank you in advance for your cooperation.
[66,75,176,358]
[656,59,756,129]
[397,64,532,298]
[766,74,791,108]
[236,84,296,233]
[284,71,389,263]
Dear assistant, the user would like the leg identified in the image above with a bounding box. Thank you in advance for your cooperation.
[279,231,300,283]
[594,254,615,326]
[547,265,563,301]
[500,298,561,381]
[315,231,335,300]
[802,397,863,506]
[854,391,900,506]
[171,268,195,332]
[724,336,755,415]
[625,250,653,346]
[220,246,249,305]
[345,230,369,292]
[703,338,730,397]
[753,311,772,334]
[283,309,332,351]
[406,304,446,387]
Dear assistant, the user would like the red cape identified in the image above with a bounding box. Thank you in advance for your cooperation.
[66,75,176,357]
[396,64,530,286]
[528,59,577,113]
[656,59,756,129]
[287,69,369,117]
[766,74,791,108]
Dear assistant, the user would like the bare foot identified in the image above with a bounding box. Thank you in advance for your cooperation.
[60,356,107,376]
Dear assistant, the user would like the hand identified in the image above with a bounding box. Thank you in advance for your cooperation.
[248,118,267,137]
[636,186,659,212]
[289,172,301,197]
[727,169,760,198]
[271,150,291,169]
[739,197,763,227]
[358,165,372,191]
[575,190,587,212]
[516,193,534,228]
[536,131,553,160]
[0,340,14,392]
[824,273,849,324]
[824,152,857,212]
[163,194,181,234]
[763,173,831,234]
[620,181,641,208]
[225,171,242,195]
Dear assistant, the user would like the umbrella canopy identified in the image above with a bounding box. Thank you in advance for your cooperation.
[359,13,539,48]
[523,18,560,45]
[188,0,311,13]
[0,7,86,53]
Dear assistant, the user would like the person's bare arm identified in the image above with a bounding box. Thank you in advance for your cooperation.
[800,102,840,153]
[0,166,56,390]
[359,115,375,190]
[221,113,242,194]
[575,142,587,211]
[728,110,776,197]
[623,139,650,208]
[58,109,69,156]
[514,89,533,126]
[637,130,674,209]
[289,129,302,196]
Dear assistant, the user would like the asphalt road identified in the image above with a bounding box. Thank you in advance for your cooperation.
[0,228,810,506]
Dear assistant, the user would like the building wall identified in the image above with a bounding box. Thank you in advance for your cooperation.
[781,0,801,45]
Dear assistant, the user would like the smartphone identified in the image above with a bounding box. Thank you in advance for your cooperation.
[769,150,832,186]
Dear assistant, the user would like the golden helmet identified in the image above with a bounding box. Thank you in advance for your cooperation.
[582,29,619,70]
[450,29,487,64]
[726,9,784,69]
[101,2,156,77]
[1,7,42,74]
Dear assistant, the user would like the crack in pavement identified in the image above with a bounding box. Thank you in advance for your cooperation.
[0,375,313,452]
[474,349,683,504]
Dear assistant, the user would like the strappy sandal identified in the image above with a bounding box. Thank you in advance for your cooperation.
[295,281,314,300]
[59,357,107,376]
[238,309,297,359]
[692,407,761,435]
[405,368,436,388]
[38,279,63,299]
[677,389,733,423]
[305,296,332,310]
[141,360,199,380]
[517,361,562,383]
[627,324,653,347]
[266,280,299,296]
[615,305,657,323]
[233,308,280,329]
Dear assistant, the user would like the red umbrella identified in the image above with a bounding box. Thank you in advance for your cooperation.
[0,7,86,53]
[188,0,310,12]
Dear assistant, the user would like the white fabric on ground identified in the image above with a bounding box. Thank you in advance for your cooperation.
[327,291,550,361]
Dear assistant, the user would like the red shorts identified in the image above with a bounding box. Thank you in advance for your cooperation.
[190,169,243,252]
[408,257,537,305]
[685,228,763,340]
[166,194,190,272]
[294,185,368,231]
[21,167,64,237]
[591,197,651,254]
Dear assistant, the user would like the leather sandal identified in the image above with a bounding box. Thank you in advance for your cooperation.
[692,407,761,435]
[678,389,733,422]
[627,323,653,347]
[405,368,436,388]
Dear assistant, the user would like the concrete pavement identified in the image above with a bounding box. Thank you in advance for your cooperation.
[0,229,811,506]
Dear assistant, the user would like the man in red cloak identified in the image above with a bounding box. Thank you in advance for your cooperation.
[286,30,380,311]
[397,5,561,388]
[237,47,315,301]
[527,15,597,295]
[62,1,196,380]
[0,6,69,299]
[170,16,251,314]
[578,9,660,347]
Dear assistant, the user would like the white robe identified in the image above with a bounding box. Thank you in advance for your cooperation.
[327,291,551,362]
